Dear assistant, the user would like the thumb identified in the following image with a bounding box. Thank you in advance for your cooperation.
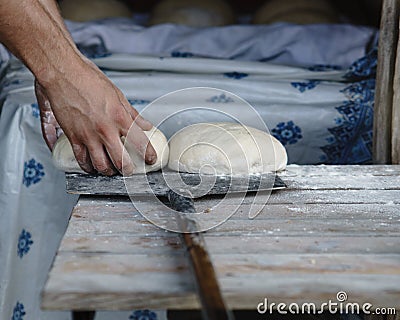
[35,80,60,150]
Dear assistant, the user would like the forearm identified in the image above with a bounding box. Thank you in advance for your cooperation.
[0,0,156,175]
[0,0,83,85]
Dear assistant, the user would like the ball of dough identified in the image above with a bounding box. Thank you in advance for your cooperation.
[149,0,235,27]
[52,127,169,174]
[168,122,287,175]
[253,0,339,25]
[59,0,132,22]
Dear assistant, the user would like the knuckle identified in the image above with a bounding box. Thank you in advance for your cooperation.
[94,124,109,140]
[114,107,129,124]
[93,162,110,175]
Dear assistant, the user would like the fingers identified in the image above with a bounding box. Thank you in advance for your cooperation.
[70,142,96,174]
[126,106,153,131]
[124,122,157,165]
[117,92,157,165]
[118,98,157,165]
[118,92,153,131]
[70,133,124,176]
[106,137,135,176]
[66,113,155,176]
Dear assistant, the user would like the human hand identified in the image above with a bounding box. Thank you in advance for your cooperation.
[35,79,63,151]
[35,59,156,176]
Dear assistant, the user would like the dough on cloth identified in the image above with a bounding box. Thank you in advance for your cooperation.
[59,0,132,22]
[168,122,287,174]
[52,127,169,174]
[149,0,235,27]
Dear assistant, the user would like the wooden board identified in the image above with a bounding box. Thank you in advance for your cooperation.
[42,165,400,312]
[373,0,400,164]
[392,14,400,164]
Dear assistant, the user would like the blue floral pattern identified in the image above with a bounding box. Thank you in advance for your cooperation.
[128,99,150,107]
[171,51,194,58]
[31,103,39,118]
[206,93,234,103]
[291,80,320,92]
[223,72,248,79]
[129,309,157,320]
[272,121,303,145]
[308,64,342,72]
[321,79,375,164]
[23,158,45,187]
[344,47,377,80]
[11,302,26,320]
[17,229,33,258]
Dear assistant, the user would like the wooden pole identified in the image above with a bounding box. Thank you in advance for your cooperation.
[392,15,400,164]
[167,190,234,320]
[373,0,400,163]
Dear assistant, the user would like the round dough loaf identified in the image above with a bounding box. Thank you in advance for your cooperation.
[149,0,235,27]
[59,0,132,22]
[253,0,339,25]
[168,122,287,174]
[52,127,169,174]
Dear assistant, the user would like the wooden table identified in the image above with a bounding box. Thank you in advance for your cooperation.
[41,165,400,319]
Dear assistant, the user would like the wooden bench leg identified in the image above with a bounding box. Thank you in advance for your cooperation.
[72,311,96,320]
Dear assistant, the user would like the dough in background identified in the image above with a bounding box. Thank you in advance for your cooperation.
[253,0,339,25]
[59,0,132,22]
[52,127,169,174]
[149,0,235,27]
[168,122,287,175]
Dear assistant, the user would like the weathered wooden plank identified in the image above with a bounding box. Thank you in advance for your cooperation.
[64,217,400,238]
[200,203,400,220]
[282,165,400,176]
[76,189,400,206]
[59,235,400,255]
[282,174,400,190]
[42,274,400,311]
[71,202,400,221]
[240,189,400,204]
[392,16,400,164]
[41,253,400,310]
[373,0,400,163]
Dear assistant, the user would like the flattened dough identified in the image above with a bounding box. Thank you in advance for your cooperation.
[52,127,169,174]
[168,122,287,174]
